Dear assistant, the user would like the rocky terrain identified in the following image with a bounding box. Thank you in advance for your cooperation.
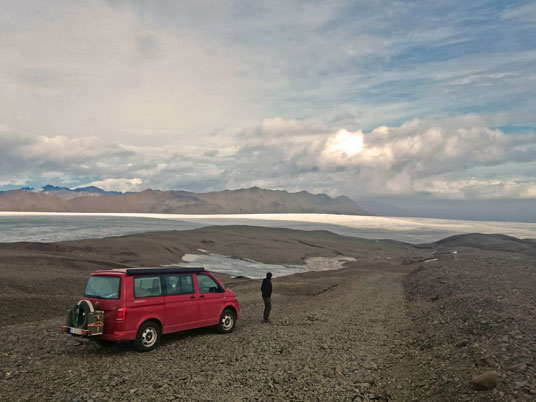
[0,226,534,401]
[393,237,536,401]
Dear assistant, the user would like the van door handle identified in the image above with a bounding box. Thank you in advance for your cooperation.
[200,295,205,299]
[190,295,195,299]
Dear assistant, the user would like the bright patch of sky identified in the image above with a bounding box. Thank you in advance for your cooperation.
[0,0,535,205]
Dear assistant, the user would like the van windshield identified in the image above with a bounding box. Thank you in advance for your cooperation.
[85,276,121,299]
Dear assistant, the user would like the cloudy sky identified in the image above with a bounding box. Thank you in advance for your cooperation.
[1,1,535,214]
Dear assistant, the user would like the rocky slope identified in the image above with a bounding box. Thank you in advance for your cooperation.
[0,187,369,215]
[0,190,67,212]
[393,243,536,401]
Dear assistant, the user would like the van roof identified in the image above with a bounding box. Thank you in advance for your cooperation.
[92,266,206,276]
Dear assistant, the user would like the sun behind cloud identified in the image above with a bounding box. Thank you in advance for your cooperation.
[327,129,364,157]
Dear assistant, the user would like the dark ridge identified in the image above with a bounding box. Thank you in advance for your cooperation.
[434,233,536,257]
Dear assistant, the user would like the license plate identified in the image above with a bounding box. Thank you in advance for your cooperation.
[69,327,83,335]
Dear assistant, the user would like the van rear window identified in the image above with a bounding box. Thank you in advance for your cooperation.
[85,276,121,299]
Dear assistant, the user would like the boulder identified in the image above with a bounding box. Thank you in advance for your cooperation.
[471,371,498,390]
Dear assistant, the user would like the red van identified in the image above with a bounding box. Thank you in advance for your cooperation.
[61,267,239,351]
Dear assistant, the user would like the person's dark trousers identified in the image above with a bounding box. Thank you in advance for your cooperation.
[263,296,271,321]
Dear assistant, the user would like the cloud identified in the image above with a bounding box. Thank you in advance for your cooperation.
[89,178,144,193]
[503,3,536,24]
[414,178,536,200]
[27,136,133,161]
[0,115,534,200]
[257,117,311,137]
[321,129,364,162]
[4,0,534,145]
[0,132,137,186]
[0,1,534,203]
[227,115,536,198]
[320,117,513,171]
[0,126,232,192]
[0,0,267,144]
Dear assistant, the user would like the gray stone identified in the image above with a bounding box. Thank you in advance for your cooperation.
[475,357,492,367]
[507,363,527,373]
[514,380,527,389]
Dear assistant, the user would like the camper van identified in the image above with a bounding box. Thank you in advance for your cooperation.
[62,266,239,351]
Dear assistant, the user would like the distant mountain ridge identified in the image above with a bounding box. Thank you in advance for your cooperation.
[0,185,370,215]
[41,184,122,197]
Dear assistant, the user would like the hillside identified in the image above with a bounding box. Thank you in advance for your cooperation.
[0,186,370,215]
[434,233,536,257]
[0,190,67,211]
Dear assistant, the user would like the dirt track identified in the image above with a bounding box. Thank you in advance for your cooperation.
[1,266,409,401]
[1,227,535,401]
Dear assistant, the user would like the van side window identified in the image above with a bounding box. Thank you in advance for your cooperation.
[164,274,194,296]
[179,274,194,294]
[197,274,222,294]
[134,276,162,298]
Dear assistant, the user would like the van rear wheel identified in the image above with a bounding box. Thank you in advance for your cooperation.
[72,300,93,329]
[134,321,161,352]
[217,309,236,334]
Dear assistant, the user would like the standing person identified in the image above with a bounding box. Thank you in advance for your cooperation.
[261,272,272,323]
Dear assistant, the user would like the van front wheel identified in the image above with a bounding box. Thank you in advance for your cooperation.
[134,321,161,352]
[217,309,236,334]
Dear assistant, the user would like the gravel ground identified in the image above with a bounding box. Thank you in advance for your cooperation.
[1,227,534,401]
[391,244,536,402]
[1,266,408,402]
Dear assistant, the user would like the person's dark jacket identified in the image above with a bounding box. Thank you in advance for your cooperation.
[261,277,272,298]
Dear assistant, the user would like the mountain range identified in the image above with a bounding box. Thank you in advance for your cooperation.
[0,186,370,215]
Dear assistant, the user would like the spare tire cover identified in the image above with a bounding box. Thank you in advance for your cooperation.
[73,300,94,329]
